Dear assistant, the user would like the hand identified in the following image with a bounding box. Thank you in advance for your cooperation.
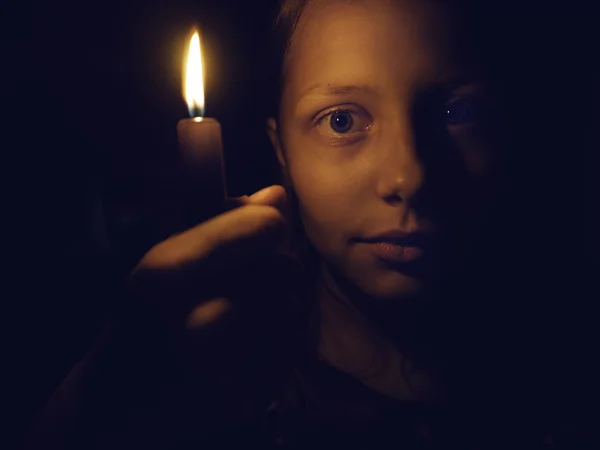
[128,185,302,381]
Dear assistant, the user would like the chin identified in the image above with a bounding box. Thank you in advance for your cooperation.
[322,249,431,303]
[355,269,425,302]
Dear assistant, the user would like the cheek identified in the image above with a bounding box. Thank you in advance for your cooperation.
[451,128,494,177]
[290,159,425,301]
[290,163,352,233]
[286,149,368,255]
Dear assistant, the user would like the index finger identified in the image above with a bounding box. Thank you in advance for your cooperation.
[138,204,287,276]
[224,185,286,212]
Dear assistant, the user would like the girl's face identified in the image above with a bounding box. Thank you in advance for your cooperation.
[269,0,498,302]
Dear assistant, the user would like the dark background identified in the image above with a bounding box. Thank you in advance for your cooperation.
[2,0,595,447]
[5,0,282,445]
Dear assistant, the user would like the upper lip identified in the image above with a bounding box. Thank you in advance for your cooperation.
[357,229,432,246]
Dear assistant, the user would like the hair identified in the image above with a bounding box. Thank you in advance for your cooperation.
[269,0,310,121]
[268,0,514,117]
[265,0,319,275]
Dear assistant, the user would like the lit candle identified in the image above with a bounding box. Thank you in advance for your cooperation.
[177,31,227,226]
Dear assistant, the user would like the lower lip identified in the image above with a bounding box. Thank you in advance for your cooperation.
[366,242,424,263]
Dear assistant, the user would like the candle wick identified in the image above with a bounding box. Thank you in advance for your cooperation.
[188,105,205,119]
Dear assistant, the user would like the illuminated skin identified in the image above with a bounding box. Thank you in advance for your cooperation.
[268,0,495,304]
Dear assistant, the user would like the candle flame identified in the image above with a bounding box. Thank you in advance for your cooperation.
[185,32,205,118]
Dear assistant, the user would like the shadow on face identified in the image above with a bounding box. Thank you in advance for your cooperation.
[268,0,508,302]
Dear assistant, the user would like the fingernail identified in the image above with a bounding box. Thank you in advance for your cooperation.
[249,185,277,199]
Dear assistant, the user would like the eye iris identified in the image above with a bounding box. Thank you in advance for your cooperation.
[446,98,478,125]
[330,112,353,133]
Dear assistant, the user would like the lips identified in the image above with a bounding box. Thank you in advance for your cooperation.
[359,229,431,246]
[368,241,424,263]
[354,230,433,264]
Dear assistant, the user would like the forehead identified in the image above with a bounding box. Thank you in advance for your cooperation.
[284,0,459,102]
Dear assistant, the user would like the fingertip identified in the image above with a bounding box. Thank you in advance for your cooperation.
[247,185,286,206]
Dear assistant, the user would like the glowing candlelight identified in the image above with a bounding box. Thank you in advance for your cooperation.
[177,30,227,224]
[185,32,205,118]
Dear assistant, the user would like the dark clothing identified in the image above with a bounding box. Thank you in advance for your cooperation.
[23,250,579,449]
[24,319,567,450]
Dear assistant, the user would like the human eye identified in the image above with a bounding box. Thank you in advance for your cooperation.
[313,106,372,145]
[444,96,482,127]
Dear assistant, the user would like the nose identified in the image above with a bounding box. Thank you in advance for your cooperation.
[375,115,425,205]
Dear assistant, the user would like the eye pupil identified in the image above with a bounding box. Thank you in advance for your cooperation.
[330,112,353,133]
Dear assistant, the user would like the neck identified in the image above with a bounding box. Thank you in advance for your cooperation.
[312,262,445,403]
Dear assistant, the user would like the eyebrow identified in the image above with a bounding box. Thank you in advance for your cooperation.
[298,83,378,99]
[296,74,485,105]
[430,73,485,92]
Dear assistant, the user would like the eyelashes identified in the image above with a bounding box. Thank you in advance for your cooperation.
[313,107,372,144]
[315,107,371,132]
